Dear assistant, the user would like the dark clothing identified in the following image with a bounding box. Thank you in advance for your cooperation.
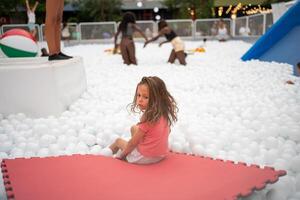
[121,23,134,39]
[164,30,177,41]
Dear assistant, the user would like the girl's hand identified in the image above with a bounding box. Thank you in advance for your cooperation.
[113,44,118,54]
[116,154,127,161]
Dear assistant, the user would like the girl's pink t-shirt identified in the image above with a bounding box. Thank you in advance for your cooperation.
[137,117,170,157]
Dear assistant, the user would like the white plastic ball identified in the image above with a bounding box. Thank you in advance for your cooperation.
[266,189,286,200]
[10,147,24,158]
[26,142,40,152]
[99,147,113,157]
[40,135,56,147]
[0,152,8,159]
[291,156,300,173]
[264,137,279,149]
[49,144,61,155]
[79,133,96,146]
[0,141,13,152]
[192,144,205,156]
[24,151,35,158]
[90,145,102,155]
[37,148,50,157]
[171,142,183,152]
[76,142,89,154]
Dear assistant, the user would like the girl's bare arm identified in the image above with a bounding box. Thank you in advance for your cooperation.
[133,24,148,41]
[32,1,39,12]
[119,128,145,160]
[25,0,30,11]
[113,28,121,53]
[144,27,168,47]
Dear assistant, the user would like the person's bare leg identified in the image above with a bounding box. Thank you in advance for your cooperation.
[120,39,131,65]
[168,50,176,64]
[109,138,128,154]
[127,41,137,65]
[176,51,187,65]
[45,0,64,55]
[55,1,64,53]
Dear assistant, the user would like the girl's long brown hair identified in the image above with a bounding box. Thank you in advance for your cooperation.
[131,76,178,126]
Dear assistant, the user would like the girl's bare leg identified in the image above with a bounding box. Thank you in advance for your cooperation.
[168,50,176,64]
[176,51,187,65]
[127,41,137,65]
[45,0,64,55]
[109,138,128,154]
[120,39,131,65]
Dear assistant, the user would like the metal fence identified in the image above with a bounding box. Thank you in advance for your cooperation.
[194,18,231,39]
[1,13,274,42]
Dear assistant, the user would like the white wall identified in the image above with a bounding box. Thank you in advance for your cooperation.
[0,57,87,118]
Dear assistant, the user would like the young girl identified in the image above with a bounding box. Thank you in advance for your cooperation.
[144,20,186,65]
[109,76,178,164]
[114,12,148,65]
[25,0,39,38]
[216,19,229,42]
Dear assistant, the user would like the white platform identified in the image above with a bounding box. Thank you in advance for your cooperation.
[0,57,87,118]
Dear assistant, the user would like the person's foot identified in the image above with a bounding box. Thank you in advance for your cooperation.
[58,52,73,59]
[48,54,70,61]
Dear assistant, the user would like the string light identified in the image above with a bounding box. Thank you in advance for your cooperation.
[153,7,159,13]
[245,4,272,15]
[245,7,272,15]
[226,5,232,14]
[231,3,242,15]
[137,1,143,7]
[220,2,271,18]
[190,10,195,16]
[218,7,223,17]
[211,7,216,17]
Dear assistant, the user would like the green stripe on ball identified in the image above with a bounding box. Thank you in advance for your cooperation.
[0,43,37,57]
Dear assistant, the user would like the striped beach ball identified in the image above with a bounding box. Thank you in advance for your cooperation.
[0,28,38,57]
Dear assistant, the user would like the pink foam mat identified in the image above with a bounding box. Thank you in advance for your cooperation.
[1,152,286,200]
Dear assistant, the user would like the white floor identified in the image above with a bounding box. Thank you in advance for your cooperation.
[0,40,300,200]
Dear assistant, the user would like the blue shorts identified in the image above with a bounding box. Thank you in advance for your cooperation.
[28,23,35,31]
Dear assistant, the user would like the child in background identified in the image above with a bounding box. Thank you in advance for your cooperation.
[108,76,178,164]
[25,0,39,38]
[114,12,148,65]
[216,19,229,42]
[61,22,71,41]
[144,20,186,65]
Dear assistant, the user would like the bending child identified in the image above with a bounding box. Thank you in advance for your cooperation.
[114,12,148,65]
[109,76,178,164]
[144,20,186,65]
